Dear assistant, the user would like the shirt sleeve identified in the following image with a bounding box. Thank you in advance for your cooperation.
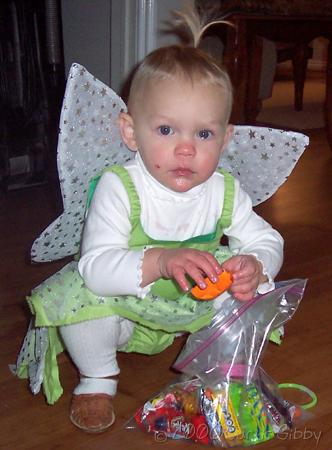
[224,179,284,287]
[78,171,149,297]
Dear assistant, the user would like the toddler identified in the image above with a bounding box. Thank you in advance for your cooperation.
[58,45,283,432]
[18,45,283,433]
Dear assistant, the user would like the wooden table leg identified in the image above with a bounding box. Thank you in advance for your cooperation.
[223,19,249,124]
[246,34,264,123]
[325,39,332,150]
[292,43,313,111]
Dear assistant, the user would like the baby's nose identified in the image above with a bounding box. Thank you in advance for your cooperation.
[174,140,196,157]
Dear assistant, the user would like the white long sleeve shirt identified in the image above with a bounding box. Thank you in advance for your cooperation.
[78,153,283,298]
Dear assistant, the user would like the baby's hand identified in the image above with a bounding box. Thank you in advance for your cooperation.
[221,255,266,301]
[157,248,222,292]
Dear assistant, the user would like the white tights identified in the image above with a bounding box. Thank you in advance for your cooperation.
[59,316,134,396]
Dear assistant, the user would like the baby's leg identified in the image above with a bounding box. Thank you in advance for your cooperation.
[59,316,134,433]
[60,315,134,381]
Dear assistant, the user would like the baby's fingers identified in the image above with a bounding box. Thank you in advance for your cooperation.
[181,260,209,290]
[173,261,210,292]
[172,266,191,292]
[189,256,222,288]
[232,290,256,302]
[231,273,253,287]
[230,279,257,301]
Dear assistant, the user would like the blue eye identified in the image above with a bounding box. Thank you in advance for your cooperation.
[198,129,212,140]
[158,125,173,136]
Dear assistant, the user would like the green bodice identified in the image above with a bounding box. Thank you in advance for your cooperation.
[89,165,235,300]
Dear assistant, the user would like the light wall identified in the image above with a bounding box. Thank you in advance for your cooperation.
[61,0,189,89]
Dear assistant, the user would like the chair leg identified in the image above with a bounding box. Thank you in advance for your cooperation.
[246,35,264,123]
[292,44,313,111]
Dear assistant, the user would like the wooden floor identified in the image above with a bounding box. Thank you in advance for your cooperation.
[1,127,331,450]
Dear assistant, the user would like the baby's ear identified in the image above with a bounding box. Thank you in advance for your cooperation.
[221,124,234,152]
[118,112,138,151]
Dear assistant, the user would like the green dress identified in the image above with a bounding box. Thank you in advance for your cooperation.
[16,166,235,404]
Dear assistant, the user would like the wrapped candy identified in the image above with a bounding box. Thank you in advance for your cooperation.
[191,271,233,300]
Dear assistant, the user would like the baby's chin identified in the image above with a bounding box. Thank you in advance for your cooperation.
[164,177,202,193]
[173,178,195,191]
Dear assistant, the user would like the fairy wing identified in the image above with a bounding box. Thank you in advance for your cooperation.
[220,126,309,206]
[31,63,131,262]
[31,63,309,262]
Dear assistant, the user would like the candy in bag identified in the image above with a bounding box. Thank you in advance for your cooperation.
[131,279,316,446]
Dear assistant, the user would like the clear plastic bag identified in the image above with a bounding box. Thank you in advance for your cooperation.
[131,279,316,447]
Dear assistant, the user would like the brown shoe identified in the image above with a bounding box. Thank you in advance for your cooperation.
[70,393,115,433]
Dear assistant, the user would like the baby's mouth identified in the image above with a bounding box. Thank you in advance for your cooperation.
[171,168,194,177]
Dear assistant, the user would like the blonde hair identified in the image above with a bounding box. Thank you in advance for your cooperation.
[127,45,233,123]
[127,3,233,122]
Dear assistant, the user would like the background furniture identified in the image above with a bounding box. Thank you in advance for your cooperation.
[276,42,313,111]
[197,0,332,148]
[0,0,65,191]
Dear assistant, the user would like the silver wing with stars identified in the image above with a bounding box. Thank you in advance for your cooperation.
[31,63,309,263]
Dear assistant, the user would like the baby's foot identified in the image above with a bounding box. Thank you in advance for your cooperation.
[70,377,118,433]
[70,393,115,433]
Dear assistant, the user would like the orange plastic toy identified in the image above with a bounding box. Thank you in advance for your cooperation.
[191,270,233,300]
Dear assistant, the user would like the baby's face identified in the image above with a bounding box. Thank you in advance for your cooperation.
[131,77,232,192]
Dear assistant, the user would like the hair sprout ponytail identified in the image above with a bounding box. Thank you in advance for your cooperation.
[127,4,234,121]
[172,1,233,48]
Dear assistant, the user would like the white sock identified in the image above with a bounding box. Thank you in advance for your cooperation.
[73,377,118,396]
